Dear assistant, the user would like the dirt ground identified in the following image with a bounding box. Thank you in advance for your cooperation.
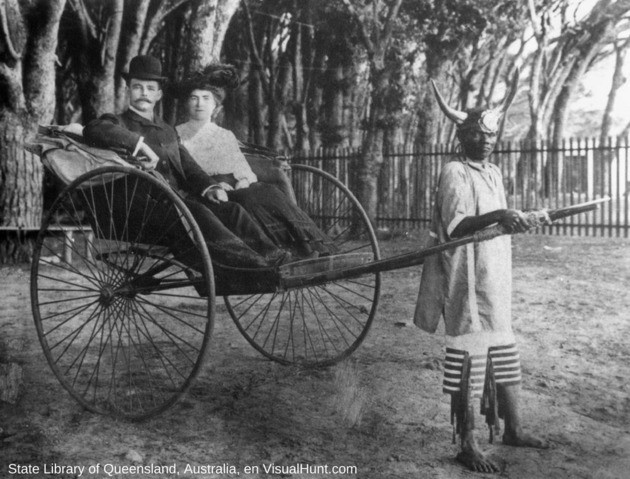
[1,233,629,479]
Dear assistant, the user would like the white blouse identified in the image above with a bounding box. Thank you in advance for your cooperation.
[176,120,257,184]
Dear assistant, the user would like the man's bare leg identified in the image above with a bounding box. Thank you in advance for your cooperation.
[499,384,549,448]
[455,393,500,473]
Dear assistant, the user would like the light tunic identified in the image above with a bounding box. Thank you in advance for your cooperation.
[176,120,258,184]
[414,159,521,396]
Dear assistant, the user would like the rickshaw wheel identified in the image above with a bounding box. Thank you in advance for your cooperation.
[31,166,215,420]
[224,164,381,367]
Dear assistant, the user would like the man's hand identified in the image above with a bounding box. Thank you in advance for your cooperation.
[218,182,234,191]
[499,209,531,233]
[524,209,552,227]
[137,143,160,170]
[204,187,228,204]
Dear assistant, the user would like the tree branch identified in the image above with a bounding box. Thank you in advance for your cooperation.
[115,0,150,111]
[381,0,404,49]
[23,0,65,119]
[600,36,630,139]
[69,0,98,40]
[156,0,191,24]
[0,0,20,60]
[619,117,630,138]
[100,0,122,70]
[140,0,190,54]
[341,0,374,55]
[0,61,24,111]
[242,0,270,95]
[527,0,542,39]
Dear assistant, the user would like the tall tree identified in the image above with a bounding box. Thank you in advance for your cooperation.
[317,6,360,149]
[600,37,630,142]
[64,0,124,121]
[341,0,404,226]
[522,0,630,198]
[0,0,66,261]
[526,0,630,141]
[241,0,296,150]
[404,0,524,145]
[185,0,241,70]
[113,0,151,112]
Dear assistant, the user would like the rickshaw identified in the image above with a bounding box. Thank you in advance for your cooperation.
[27,128,604,421]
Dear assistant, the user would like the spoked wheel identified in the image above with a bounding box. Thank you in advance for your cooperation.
[225,164,381,367]
[31,166,215,420]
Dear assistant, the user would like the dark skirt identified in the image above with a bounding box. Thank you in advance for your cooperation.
[227,183,336,257]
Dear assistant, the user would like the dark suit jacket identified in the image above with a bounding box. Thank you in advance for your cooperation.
[83,109,217,196]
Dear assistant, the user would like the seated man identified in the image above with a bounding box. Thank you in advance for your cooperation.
[83,55,287,269]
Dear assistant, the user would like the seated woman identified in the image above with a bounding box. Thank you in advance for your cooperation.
[174,65,335,259]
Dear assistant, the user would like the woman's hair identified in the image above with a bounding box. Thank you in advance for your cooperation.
[173,64,240,103]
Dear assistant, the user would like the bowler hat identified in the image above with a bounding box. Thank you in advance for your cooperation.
[122,55,167,82]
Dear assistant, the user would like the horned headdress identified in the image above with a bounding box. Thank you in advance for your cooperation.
[431,68,519,134]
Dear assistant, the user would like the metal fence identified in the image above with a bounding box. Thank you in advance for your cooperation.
[290,138,630,237]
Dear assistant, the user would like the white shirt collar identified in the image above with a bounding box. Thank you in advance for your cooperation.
[129,105,154,122]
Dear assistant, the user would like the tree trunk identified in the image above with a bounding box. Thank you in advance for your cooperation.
[601,41,629,141]
[225,59,251,141]
[619,119,630,138]
[548,27,624,195]
[595,42,628,196]
[357,66,390,226]
[77,0,123,121]
[321,29,354,150]
[115,0,151,113]
[321,63,346,148]
[0,0,66,263]
[267,50,292,150]
[249,69,265,145]
[306,42,326,151]
[187,0,241,69]
[357,128,385,228]
[416,55,450,145]
[290,18,310,151]
[0,114,41,228]
[524,0,550,202]
[340,0,403,227]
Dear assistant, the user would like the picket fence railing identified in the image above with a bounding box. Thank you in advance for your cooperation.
[289,138,630,237]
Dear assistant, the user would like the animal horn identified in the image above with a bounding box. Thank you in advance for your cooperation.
[431,79,468,125]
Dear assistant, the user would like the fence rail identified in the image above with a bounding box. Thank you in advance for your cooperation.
[290,138,630,238]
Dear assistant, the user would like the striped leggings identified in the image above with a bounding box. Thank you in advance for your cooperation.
[443,343,521,398]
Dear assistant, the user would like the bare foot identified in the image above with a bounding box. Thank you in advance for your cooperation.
[456,445,500,473]
[503,431,549,449]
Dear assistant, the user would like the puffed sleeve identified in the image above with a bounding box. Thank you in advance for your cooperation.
[436,162,475,239]
[225,131,257,184]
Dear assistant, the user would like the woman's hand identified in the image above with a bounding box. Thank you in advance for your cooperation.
[204,188,228,204]
[499,209,531,233]
[235,179,250,190]
[218,182,234,191]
